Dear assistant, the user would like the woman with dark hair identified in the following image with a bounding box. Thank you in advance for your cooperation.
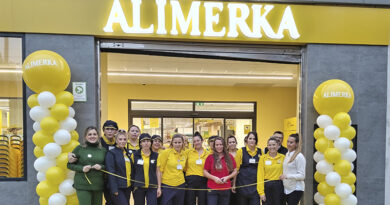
[279,133,306,205]
[105,130,132,205]
[67,126,106,205]
[127,125,141,154]
[257,137,285,205]
[234,132,262,205]
[185,132,209,205]
[151,135,164,153]
[203,136,237,204]
[157,133,187,205]
[131,133,159,205]
[227,136,238,157]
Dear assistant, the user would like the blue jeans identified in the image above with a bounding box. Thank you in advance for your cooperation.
[207,189,230,205]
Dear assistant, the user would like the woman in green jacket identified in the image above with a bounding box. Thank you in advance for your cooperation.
[68,126,107,205]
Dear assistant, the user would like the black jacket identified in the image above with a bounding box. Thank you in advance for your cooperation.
[132,149,159,188]
[105,147,132,194]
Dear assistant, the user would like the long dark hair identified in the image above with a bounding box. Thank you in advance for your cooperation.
[212,136,234,172]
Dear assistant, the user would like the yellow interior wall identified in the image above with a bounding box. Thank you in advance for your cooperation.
[106,83,297,149]
[0,81,22,97]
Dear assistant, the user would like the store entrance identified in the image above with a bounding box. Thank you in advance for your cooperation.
[100,40,300,148]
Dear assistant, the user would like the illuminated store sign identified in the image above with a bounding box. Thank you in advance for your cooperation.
[103,0,300,40]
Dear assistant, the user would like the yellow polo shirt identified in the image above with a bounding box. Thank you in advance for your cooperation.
[131,151,151,188]
[123,151,131,187]
[157,148,187,186]
[185,148,210,177]
[257,153,285,195]
[235,146,261,170]
[127,141,140,152]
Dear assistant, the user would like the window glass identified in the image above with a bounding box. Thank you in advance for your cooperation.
[226,119,252,148]
[163,118,193,149]
[133,117,162,136]
[0,37,24,179]
[195,102,254,112]
[131,101,192,111]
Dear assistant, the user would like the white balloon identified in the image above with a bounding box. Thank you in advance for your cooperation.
[334,137,350,153]
[59,179,76,196]
[66,171,76,179]
[342,149,357,162]
[341,194,357,205]
[316,160,333,174]
[68,107,75,118]
[324,125,341,140]
[33,121,41,132]
[326,171,341,186]
[38,91,56,108]
[317,115,333,128]
[335,183,352,199]
[54,129,71,145]
[33,156,56,172]
[29,106,50,122]
[37,171,46,182]
[60,117,77,131]
[43,143,62,158]
[350,163,355,172]
[314,192,325,204]
[313,151,325,163]
[48,193,67,205]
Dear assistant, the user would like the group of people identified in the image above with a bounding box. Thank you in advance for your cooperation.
[67,120,306,205]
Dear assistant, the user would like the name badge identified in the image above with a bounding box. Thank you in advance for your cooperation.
[129,150,133,154]
[151,160,155,164]
[265,160,272,165]
[196,159,202,165]
[177,164,183,170]
[87,154,92,158]
[108,146,115,150]
[125,157,130,162]
[137,159,144,165]
[249,158,256,164]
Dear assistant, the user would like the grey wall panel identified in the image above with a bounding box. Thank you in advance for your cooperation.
[301,44,388,205]
[0,34,98,205]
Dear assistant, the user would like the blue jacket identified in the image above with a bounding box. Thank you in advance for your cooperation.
[105,147,132,194]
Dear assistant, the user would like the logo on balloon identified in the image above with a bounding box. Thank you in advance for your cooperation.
[22,50,71,94]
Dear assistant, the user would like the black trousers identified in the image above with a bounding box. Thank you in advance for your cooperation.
[286,191,303,205]
[229,191,239,205]
[161,183,185,205]
[111,188,131,205]
[134,187,158,205]
[238,193,260,205]
[104,186,113,205]
[263,180,284,205]
[185,175,207,205]
[207,189,230,205]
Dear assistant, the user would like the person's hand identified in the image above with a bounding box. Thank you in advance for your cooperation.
[260,195,266,202]
[114,192,118,196]
[157,187,162,198]
[92,164,102,170]
[68,153,77,163]
[231,186,236,193]
[82,165,92,173]
[213,176,223,184]
[220,176,228,183]
[279,174,287,180]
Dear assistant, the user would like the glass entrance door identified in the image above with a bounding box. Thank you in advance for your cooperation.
[226,119,253,149]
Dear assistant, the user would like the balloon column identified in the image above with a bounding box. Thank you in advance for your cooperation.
[313,79,357,205]
[23,50,80,205]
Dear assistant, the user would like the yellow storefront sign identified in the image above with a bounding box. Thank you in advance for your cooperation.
[0,0,389,45]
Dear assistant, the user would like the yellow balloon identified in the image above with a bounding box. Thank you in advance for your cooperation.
[32,131,53,147]
[62,140,80,153]
[313,79,354,117]
[56,152,69,170]
[71,130,79,141]
[341,172,356,185]
[40,116,60,134]
[39,197,49,205]
[56,91,74,107]
[34,146,44,158]
[315,137,330,153]
[333,112,351,130]
[351,184,355,193]
[317,182,334,196]
[22,50,71,94]
[50,103,69,121]
[334,160,351,176]
[46,166,65,185]
[314,128,325,140]
[349,141,354,149]
[324,148,341,164]
[314,171,326,183]
[341,126,356,140]
[67,194,79,205]
[27,94,39,108]
[36,180,58,197]
[324,193,341,205]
